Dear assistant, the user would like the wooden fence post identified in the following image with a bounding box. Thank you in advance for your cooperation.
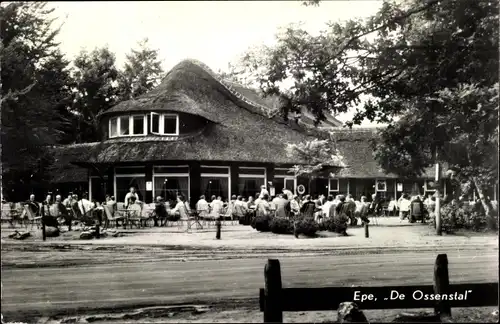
[216,217,221,239]
[364,222,369,238]
[264,259,283,323]
[434,254,452,321]
[42,220,46,241]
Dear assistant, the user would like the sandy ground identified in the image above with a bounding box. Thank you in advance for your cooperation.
[32,304,499,324]
[2,218,498,323]
[2,218,498,251]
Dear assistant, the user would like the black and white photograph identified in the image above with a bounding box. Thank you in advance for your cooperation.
[1,0,498,323]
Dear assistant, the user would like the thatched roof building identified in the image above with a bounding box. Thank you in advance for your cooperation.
[47,59,451,204]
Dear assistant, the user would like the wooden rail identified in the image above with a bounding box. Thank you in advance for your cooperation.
[259,254,498,323]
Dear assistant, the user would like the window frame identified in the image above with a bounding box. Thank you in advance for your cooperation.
[118,116,131,136]
[150,112,160,135]
[109,113,180,138]
[162,113,180,136]
[375,179,387,192]
[130,114,147,136]
[329,178,339,192]
[424,180,436,193]
[149,112,180,136]
[109,117,119,138]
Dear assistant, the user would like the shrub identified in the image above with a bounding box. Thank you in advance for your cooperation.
[250,216,257,229]
[293,217,319,237]
[431,203,498,233]
[270,217,293,235]
[254,215,271,232]
[318,218,348,235]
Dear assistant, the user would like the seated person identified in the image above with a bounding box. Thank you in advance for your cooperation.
[169,195,190,221]
[55,195,72,231]
[154,196,168,226]
[196,195,210,219]
[41,195,59,228]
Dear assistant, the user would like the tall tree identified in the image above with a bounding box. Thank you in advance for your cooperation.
[117,38,164,101]
[72,47,120,142]
[237,0,498,211]
[1,2,74,197]
[286,137,345,194]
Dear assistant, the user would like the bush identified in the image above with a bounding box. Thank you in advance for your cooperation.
[318,218,348,235]
[270,217,293,235]
[431,203,498,233]
[293,217,319,237]
[254,215,271,232]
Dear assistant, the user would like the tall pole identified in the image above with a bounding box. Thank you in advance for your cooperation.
[435,148,442,236]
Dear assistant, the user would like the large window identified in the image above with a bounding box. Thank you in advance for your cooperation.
[153,166,189,206]
[150,113,179,136]
[114,167,146,204]
[201,165,230,201]
[238,167,265,198]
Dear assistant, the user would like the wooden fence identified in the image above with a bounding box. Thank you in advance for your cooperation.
[259,254,498,323]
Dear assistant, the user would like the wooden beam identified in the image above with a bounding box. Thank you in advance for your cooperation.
[434,254,452,321]
[264,259,283,323]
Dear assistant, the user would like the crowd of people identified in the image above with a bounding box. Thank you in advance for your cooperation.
[6,184,497,231]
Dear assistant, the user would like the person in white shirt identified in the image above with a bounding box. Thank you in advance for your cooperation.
[196,195,209,218]
[290,195,300,216]
[62,194,73,208]
[124,187,139,208]
[273,194,288,218]
[209,195,224,219]
[234,196,248,219]
[387,196,398,216]
[78,194,95,216]
[322,196,334,218]
[259,185,269,199]
[169,195,191,218]
[399,194,412,221]
[282,188,293,201]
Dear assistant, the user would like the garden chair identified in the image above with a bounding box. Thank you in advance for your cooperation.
[219,206,233,226]
[127,204,143,229]
[103,204,123,229]
[23,204,42,230]
[140,203,155,228]
[197,207,211,227]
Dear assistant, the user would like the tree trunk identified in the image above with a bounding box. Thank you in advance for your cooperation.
[471,176,493,217]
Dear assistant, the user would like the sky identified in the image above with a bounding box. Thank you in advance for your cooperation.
[51,0,385,126]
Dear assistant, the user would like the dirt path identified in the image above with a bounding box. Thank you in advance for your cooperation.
[2,248,497,323]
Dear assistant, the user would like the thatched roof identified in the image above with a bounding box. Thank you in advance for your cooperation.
[101,59,280,121]
[331,128,445,179]
[47,59,442,182]
[71,59,339,166]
